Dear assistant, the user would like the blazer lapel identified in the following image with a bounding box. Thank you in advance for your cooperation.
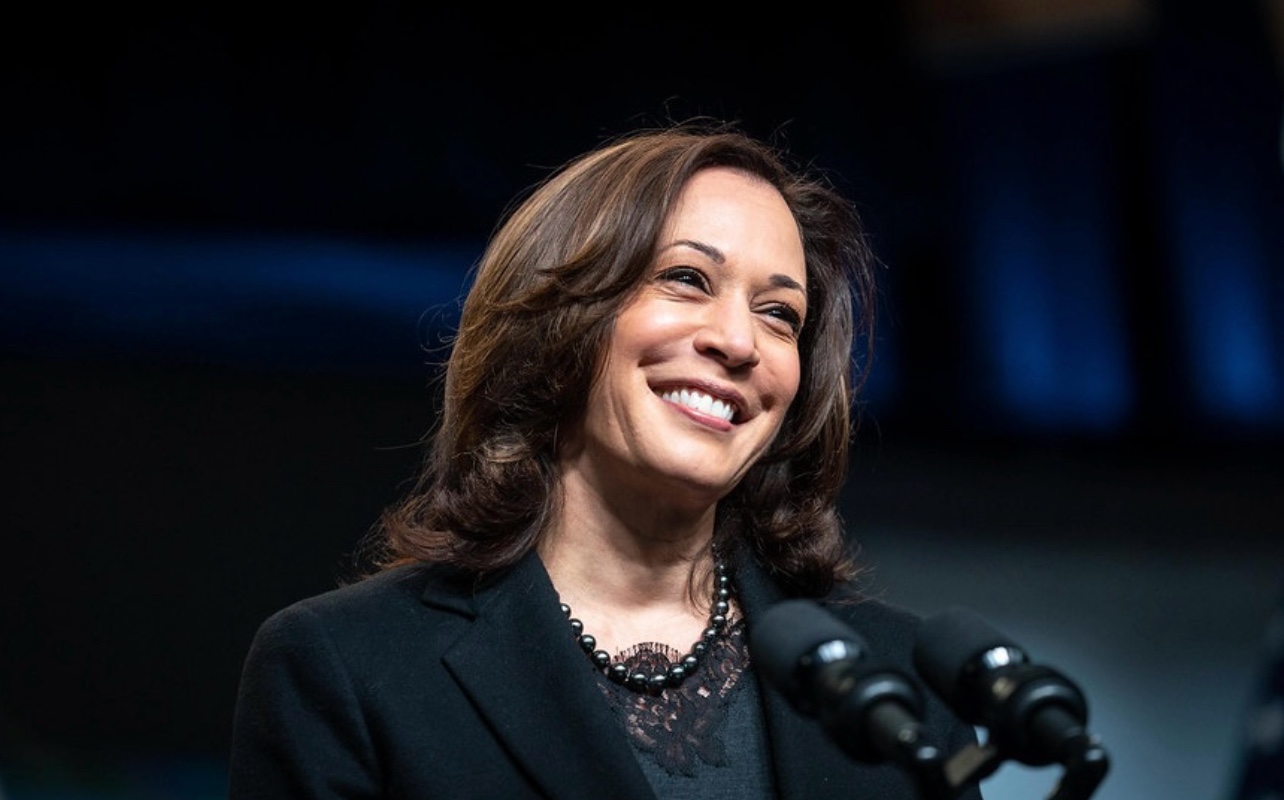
[432,552,657,800]
[736,554,862,800]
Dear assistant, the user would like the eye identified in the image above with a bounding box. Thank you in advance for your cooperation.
[657,266,710,292]
[764,303,804,336]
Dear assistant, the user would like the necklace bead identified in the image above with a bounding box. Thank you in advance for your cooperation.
[561,553,731,695]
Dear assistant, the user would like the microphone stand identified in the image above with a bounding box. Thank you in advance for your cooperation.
[860,701,959,800]
[1046,731,1110,800]
[906,731,1109,800]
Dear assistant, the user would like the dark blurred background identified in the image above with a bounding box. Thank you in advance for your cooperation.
[2,2,1282,799]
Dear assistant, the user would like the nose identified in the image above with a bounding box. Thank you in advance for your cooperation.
[694,299,760,369]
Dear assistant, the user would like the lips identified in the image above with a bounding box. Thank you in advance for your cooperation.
[658,387,740,423]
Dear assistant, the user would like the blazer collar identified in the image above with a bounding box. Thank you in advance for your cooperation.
[733,549,867,800]
[423,551,657,800]
[421,548,862,800]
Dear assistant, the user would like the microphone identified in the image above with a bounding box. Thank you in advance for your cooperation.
[913,606,1110,796]
[751,599,945,774]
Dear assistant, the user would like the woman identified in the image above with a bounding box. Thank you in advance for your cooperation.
[229,121,982,799]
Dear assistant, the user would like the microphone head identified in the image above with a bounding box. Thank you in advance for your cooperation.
[913,606,1023,710]
[752,599,939,767]
[750,598,867,709]
[914,607,1098,768]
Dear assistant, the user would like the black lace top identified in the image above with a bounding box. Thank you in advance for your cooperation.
[593,620,776,798]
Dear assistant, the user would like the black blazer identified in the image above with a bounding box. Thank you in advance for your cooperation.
[230,549,984,799]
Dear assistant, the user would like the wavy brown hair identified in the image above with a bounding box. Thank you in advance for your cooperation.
[369,121,878,596]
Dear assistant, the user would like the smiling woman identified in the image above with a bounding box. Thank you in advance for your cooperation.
[228,121,985,799]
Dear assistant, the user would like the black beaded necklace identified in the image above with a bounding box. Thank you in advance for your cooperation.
[561,553,733,695]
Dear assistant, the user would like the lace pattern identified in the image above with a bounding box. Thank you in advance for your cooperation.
[594,619,749,777]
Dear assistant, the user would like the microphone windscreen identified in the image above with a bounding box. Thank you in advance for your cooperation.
[913,607,1020,707]
[750,599,864,706]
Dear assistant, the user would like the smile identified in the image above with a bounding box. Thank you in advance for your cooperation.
[659,388,737,423]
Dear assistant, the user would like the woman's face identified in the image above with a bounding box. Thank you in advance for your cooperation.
[562,166,807,510]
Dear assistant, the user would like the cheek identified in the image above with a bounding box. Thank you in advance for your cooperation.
[765,357,804,447]
[785,352,803,398]
[611,302,674,358]
[769,348,804,409]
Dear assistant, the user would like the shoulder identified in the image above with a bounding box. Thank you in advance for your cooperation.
[823,590,920,629]
[734,554,923,670]
[821,594,922,668]
[247,563,471,662]
[822,592,984,758]
[263,564,428,625]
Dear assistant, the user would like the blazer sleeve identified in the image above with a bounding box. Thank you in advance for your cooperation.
[229,601,383,799]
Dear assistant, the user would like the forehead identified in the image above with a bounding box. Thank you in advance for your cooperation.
[662,167,806,281]
[668,166,790,221]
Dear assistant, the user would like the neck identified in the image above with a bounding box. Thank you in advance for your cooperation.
[539,505,714,610]
[538,474,720,654]
[544,460,717,602]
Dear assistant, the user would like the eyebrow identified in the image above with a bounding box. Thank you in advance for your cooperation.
[666,239,806,293]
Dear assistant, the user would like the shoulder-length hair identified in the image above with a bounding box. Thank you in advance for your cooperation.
[371,121,878,597]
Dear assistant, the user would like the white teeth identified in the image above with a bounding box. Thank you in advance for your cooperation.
[661,389,735,422]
